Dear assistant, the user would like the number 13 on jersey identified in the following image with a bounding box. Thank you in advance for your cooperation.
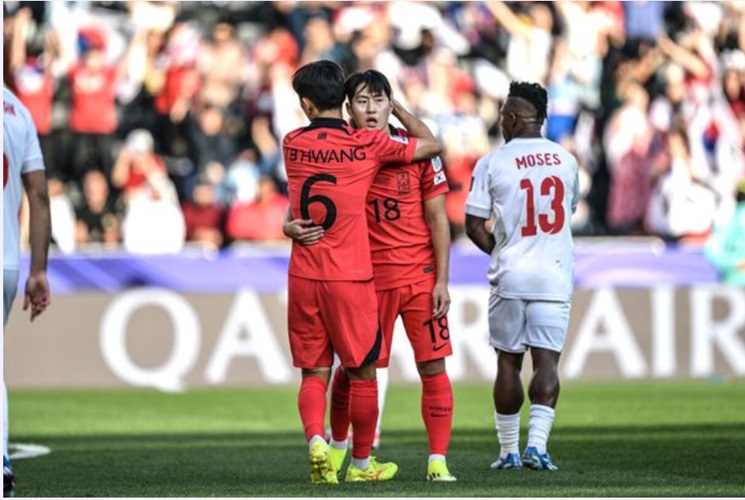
[520,176,565,236]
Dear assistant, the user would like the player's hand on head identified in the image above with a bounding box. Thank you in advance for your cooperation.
[432,282,451,319]
[23,271,51,322]
[283,219,324,246]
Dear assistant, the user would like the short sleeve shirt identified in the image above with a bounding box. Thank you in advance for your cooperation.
[284,118,417,281]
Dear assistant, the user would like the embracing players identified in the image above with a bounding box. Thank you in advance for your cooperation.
[287,69,456,482]
[283,61,442,484]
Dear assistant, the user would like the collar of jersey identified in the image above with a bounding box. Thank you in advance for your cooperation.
[303,117,350,135]
[310,117,348,127]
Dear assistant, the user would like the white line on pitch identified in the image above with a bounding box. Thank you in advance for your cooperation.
[8,443,51,460]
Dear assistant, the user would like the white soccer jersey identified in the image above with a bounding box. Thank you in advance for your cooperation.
[465,137,579,302]
[3,88,45,271]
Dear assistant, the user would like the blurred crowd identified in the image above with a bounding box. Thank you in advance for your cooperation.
[3,1,744,255]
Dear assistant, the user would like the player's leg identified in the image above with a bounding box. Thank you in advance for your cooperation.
[329,356,348,443]
[400,280,455,481]
[488,292,527,470]
[373,367,388,449]
[323,280,396,482]
[522,300,571,471]
[370,288,400,450]
[328,362,350,471]
[3,269,19,496]
[327,287,398,465]
[287,276,336,484]
[300,368,336,483]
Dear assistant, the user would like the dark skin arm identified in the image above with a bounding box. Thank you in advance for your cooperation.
[465,214,495,255]
[22,170,52,321]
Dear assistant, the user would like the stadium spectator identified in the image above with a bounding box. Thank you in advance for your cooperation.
[7,7,62,180]
[117,29,168,137]
[465,81,579,471]
[604,81,654,234]
[66,25,128,183]
[197,18,247,114]
[122,172,185,254]
[226,175,287,242]
[2,0,742,245]
[3,87,52,498]
[705,179,745,285]
[646,126,718,240]
[111,128,168,203]
[75,170,122,247]
[46,177,77,254]
[189,102,240,174]
[486,1,553,85]
[152,13,201,158]
[182,175,226,249]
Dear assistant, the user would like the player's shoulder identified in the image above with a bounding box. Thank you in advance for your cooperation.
[283,125,308,146]
[475,147,502,170]
[2,87,33,125]
[3,87,24,112]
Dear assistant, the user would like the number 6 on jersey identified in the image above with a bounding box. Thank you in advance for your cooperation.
[300,173,337,230]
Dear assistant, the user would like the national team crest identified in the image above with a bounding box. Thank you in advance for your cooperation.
[396,172,410,194]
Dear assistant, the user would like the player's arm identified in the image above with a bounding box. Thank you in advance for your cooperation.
[424,194,451,318]
[282,206,325,246]
[465,214,495,255]
[391,99,442,161]
[464,156,495,255]
[22,170,52,321]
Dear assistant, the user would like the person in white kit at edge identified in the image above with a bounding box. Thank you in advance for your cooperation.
[464,81,579,471]
[3,87,52,496]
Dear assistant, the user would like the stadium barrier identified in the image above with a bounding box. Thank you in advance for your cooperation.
[5,241,743,390]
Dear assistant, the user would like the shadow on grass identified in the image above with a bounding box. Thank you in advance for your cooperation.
[12,423,745,497]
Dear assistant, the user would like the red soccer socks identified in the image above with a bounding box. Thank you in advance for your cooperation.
[421,372,453,456]
[298,376,328,442]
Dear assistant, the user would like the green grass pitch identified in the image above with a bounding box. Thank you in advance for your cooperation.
[9,381,745,497]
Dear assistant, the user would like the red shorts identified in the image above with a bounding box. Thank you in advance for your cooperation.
[376,278,453,367]
[288,276,381,369]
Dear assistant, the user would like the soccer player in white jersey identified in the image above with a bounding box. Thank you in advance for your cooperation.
[3,87,52,496]
[464,81,579,471]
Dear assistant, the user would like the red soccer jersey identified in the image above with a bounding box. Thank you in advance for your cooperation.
[367,127,449,290]
[284,118,417,281]
[68,64,118,134]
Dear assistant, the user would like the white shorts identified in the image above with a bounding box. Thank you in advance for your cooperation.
[488,289,570,354]
[3,269,19,328]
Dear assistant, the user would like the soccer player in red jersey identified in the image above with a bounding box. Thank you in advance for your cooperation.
[283,60,442,484]
[286,70,456,482]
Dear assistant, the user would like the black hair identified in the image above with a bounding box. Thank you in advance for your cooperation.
[344,69,392,103]
[508,81,548,121]
[292,60,346,112]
